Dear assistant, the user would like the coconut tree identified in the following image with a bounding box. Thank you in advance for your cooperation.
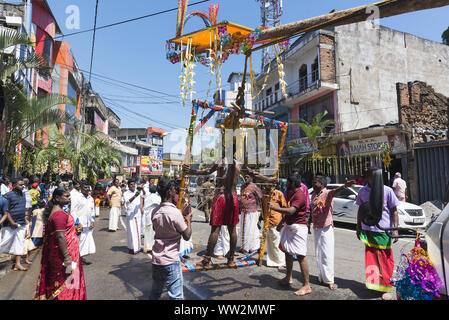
[0,27,76,175]
[289,110,335,164]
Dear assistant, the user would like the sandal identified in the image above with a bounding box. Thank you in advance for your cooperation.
[195,256,213,270]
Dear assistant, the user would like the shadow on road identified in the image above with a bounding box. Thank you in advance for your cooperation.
[110,246,130,254]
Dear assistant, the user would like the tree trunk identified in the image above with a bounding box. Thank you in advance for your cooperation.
[257,0,449,42]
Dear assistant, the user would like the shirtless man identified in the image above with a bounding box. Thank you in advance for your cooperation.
[183,157,243,268]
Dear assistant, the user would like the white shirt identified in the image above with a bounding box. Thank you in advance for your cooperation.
[70,188,81,200]
[1,184,10,196]
[70,193,95,227]
[392,178,407,199]
[141,192,161,225]
[23,187,32,209]
[123,190,141,219]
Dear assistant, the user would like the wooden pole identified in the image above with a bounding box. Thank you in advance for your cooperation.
[177,103,198,210]
[256,0,449,44]
[258,125,288,266]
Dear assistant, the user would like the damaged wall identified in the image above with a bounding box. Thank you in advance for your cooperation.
[397,81,449,145]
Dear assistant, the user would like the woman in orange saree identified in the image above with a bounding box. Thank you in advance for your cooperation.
[34,188,86,300]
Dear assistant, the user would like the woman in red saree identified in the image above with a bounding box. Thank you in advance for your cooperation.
[34,188,86,300]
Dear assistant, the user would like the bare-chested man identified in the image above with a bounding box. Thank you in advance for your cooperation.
[183,157,243,268]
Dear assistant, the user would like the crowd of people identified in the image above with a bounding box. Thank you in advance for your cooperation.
[0,162,412,300]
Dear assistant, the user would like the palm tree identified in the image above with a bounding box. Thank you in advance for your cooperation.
[0,28,76,175]
[289,110,335,164]
[35,126,121,185]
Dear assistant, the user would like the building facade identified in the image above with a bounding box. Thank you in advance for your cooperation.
[253,22,449,203]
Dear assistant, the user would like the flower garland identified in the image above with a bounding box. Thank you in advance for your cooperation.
[179,38,196,106]
[274,44,288,100]
[391,238,444,300]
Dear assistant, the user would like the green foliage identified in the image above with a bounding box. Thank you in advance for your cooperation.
[443,27,449,45]
[0,28,75,175]
[289,110,335,165]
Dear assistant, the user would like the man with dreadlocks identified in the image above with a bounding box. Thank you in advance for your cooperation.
[356,167,399,300]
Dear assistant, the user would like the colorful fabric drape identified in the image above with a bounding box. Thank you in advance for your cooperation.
[34,210,86,300]
[361,230,394,293]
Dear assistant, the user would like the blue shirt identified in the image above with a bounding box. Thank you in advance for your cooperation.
[0,194,9,221]
[3,190,27,226]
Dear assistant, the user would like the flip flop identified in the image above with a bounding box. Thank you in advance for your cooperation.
[329,283,338,290]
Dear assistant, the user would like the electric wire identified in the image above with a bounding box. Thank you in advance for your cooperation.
[88,0,100,84]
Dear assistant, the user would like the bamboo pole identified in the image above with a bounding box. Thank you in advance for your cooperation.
[256,0,449,44]
[258,125,288,266]
[177,103,198,210]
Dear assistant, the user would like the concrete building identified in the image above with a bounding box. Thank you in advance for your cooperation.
[109,127,165,178]
[254,21,449,200]
[163,152,184,176]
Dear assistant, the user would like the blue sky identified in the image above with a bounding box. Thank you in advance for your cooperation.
[45,0,449,153]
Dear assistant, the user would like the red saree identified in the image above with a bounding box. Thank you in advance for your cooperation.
[34,210,86,300]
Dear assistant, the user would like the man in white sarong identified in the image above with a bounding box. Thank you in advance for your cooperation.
[140,184,161,253]
[123,180,142,254]
[269,175,312,297]
[70,181,96,265]
[0,178,31,271]
[310,176,356,291]
[107,179,122,232]
[239,174,263,254]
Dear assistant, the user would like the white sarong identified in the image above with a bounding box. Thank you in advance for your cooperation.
[126,213,142,254]
[79,227,96,257]
[179,238,193,258]
[0,225,27,256]
[109,207,120,231]
[95,206,100,217]
[214,226,230,256]
[266,226,286,267]
[314,225,335,284]
[279,224,308,257]
[241,211,260,252]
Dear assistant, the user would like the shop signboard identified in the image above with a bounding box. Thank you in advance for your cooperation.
[338,134,407,156]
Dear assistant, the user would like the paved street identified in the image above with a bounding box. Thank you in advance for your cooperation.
[0,206,417,300]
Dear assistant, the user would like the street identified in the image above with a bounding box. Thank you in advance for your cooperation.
[0,206,416,300]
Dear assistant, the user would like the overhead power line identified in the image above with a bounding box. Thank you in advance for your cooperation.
[52,0,210,41]
[88,0,100,84]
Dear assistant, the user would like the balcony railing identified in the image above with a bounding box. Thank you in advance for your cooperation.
[256,70,321,111]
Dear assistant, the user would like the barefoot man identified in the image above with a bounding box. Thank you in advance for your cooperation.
[269,175,312,296]
[183,156,243,268]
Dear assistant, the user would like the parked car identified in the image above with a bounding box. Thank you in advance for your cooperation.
[308,184,427,229]
[94,179,113,206]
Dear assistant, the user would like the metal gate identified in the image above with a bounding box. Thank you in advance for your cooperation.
[416,143,449,203]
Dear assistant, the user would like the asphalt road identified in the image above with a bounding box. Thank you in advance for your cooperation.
[0,206,416,300]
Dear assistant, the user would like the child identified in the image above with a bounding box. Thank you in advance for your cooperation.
[31,200,46,247]
[95,197,101,217]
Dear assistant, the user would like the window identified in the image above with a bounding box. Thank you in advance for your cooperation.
[299,64,308,92]
[311,57,319,83]
[42,36,52,66]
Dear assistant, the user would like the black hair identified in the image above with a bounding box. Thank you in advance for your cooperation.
[37,199,46,208]
[113,178,120,184]
[149,185,157,193]
[128,179,136,186]
[358,168,384,227]
[157,176,175,200]
[80,180,90,187]
[287,175,301,188]
[292,169,302,181]
[314,175,327,187]
[44,188,69,222]
[11,177,24,185]
[73,179,81,186]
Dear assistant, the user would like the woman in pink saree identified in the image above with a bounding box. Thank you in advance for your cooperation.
[34,188,86,300]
